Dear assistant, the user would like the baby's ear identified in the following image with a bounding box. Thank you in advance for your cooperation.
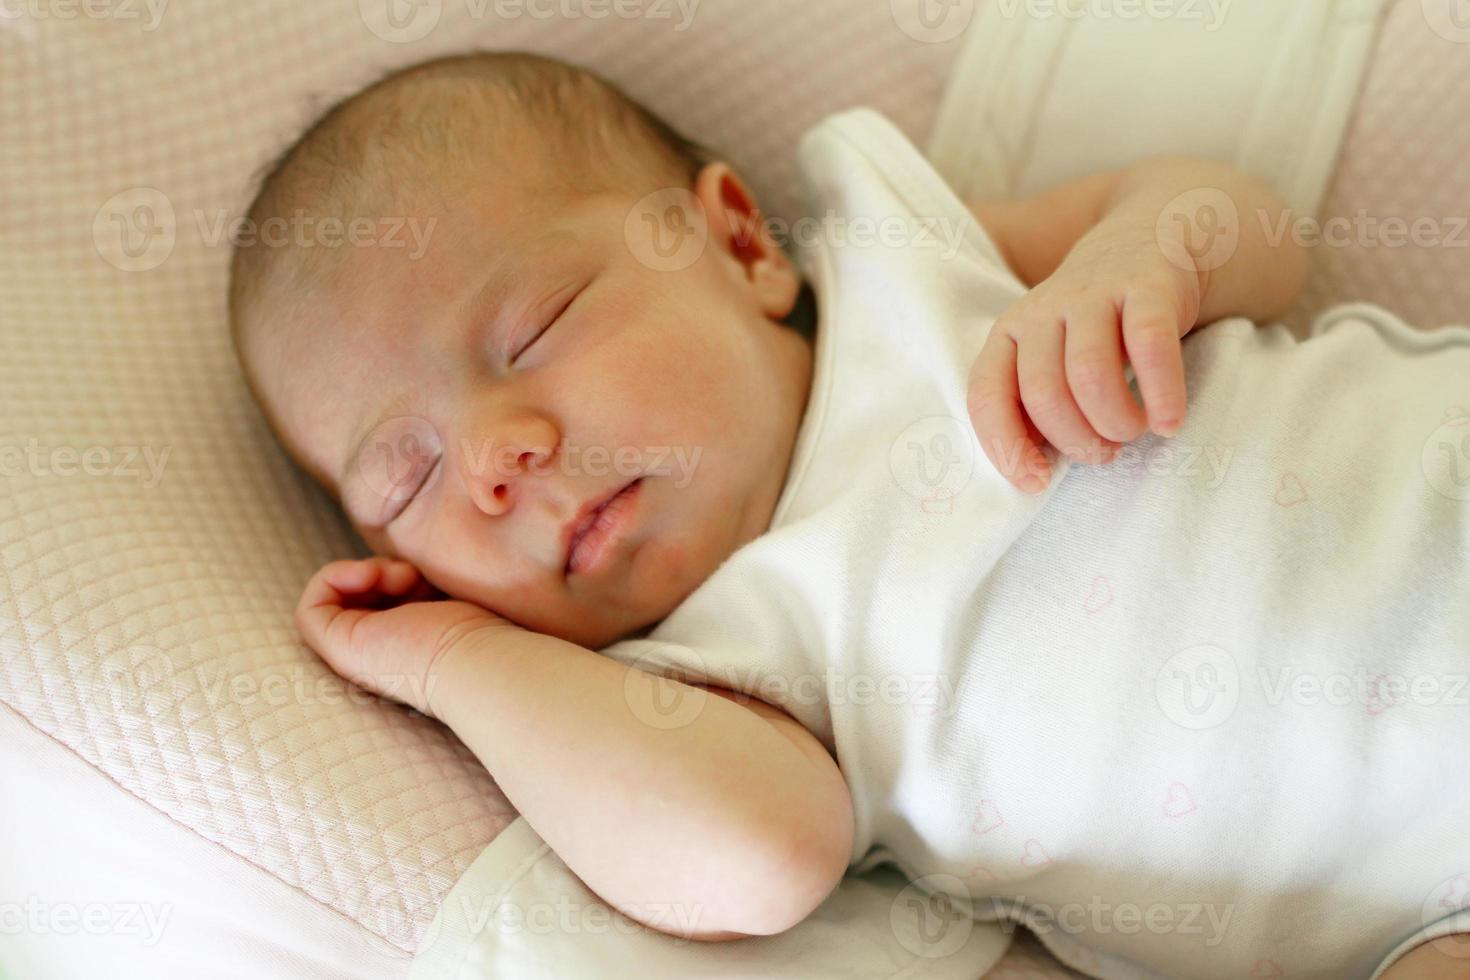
[693,162,800,319]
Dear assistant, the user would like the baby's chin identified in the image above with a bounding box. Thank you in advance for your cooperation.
[511,599,662,651]
[532,550,712,649]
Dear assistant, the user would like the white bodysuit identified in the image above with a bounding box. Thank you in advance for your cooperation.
[599,108,1470,979]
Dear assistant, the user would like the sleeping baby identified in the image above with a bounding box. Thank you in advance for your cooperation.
[227,51,1470,980]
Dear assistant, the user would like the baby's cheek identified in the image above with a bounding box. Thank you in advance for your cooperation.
[639,529,694,598]
[635,321,730,396]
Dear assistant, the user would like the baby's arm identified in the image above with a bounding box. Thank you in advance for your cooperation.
[427,628,855,941]
[972,157,1309,323]
[1376,935,1470,979]
[967,157,1309,492]
[296,557,854,942]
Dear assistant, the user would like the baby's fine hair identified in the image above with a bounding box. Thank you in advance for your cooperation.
[227,50,711,369]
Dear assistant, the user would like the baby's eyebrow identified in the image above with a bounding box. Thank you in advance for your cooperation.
[457,260,522,344]
[455,226,580,333]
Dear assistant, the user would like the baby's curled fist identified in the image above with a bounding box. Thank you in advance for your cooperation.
[967,231,1203,494]
[295,557,515,718]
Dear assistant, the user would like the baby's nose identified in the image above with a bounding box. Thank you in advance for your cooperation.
[470,449,546,517]
[456,412,560,518]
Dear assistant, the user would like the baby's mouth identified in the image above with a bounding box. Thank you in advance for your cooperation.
[563,477,644,578]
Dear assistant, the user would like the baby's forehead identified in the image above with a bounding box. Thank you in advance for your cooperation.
[271,208,593,466]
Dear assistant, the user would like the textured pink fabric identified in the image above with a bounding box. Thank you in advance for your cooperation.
[1287,0,1470,334]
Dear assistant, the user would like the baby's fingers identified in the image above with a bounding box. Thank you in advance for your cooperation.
[296,560,371,656]
[967,329,1050,494]
[1063,300,1149,445]
[1016,318,1117,470]
[325,557,431,605]
[369,558,441,604]
[1121,289,1188,437]
[295,558,423,658]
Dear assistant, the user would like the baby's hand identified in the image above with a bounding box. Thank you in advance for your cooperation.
[295,557,516,718]
[966,234,1202,493]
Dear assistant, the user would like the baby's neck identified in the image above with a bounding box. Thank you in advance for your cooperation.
[758,281,817,530]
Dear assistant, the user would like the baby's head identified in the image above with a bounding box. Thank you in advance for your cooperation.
[230,52,814,649]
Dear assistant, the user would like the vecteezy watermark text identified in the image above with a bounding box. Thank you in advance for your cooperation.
[94,189,442,273]
[448,892,706,943]
[357,0,702,44]
[0,897,172,946]
[623,189,974,273]
[997,895,1234,946]
[1259,209,1470,250]
[196,210,438,261]
[992,0,1231,30]
[354,416,706,509]
[0,0,168,31]
[0,439,170,489]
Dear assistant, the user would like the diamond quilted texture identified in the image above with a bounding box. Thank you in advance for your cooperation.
[1286,0,1470,333]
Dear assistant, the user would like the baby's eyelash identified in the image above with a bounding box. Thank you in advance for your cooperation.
[387,456,440,525]
[511,321,552,363]
[512,286,581,363]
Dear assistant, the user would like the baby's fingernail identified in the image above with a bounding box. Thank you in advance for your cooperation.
[1019,473,1048,493]
[1155,418,1182,437]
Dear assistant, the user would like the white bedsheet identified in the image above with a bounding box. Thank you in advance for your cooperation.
[0,701,410,979]
[411,817,1011,979]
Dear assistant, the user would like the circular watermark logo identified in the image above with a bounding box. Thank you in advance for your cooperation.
[1420,874,1470,958]
[94,187,176,272]
[1422,410,1470,501]
[358,0,443,43]
[889,416,976,511]
[1156,187,1240,274]
[353,415,444,509]
[345,876,436,952]
[891,0,976,43]
[891,874,974,959]
[624,188,708,272]
[1155,643,1240,730]
[1422,0,1470,43]
[84,644,176,713]
[621,649,710,731]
